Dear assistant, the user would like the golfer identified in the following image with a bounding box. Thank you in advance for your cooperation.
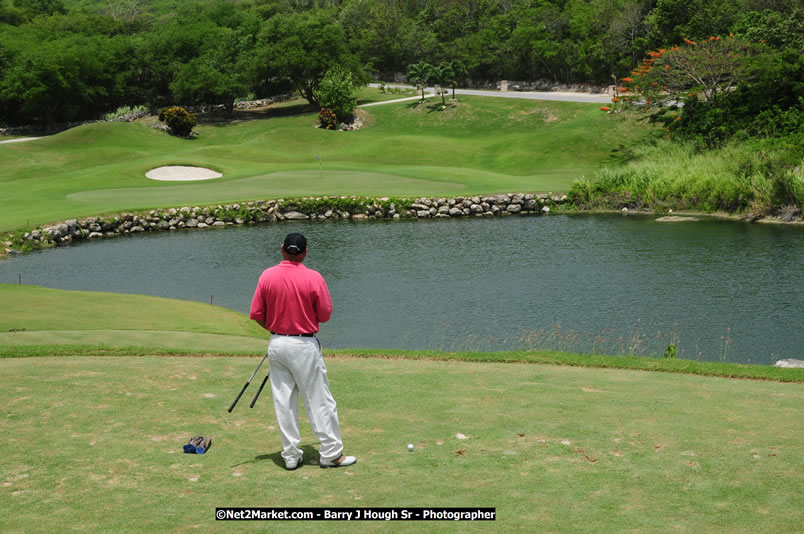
[249,232,356,470]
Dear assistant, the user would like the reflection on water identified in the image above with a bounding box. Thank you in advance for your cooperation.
[1,215,802,365]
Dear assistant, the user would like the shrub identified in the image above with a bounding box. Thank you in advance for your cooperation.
[103,105,148,121]
[314,66,357,123]
[318,107,337,130]
[158,106,197,137]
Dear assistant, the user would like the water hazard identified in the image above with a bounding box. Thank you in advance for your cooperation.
[2,215,801,365]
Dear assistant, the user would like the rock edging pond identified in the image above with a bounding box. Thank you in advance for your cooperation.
[6,193,570,253]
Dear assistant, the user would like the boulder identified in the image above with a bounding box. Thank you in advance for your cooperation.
[774,359,804,368]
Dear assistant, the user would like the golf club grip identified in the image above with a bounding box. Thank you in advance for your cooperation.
[228,382,250,412]
[249,374,270,408]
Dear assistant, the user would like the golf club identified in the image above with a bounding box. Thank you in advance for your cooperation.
[227,351,268,413]
[249,372,270,408]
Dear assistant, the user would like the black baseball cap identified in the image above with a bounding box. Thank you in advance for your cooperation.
[283,233,307,255]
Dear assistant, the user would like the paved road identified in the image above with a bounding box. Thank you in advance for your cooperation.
[0,136,43,144]
[365,83,613,104]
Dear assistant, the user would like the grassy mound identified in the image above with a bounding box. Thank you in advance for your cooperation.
[0,97,654,232]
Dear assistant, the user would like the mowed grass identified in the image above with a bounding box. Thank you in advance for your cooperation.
[0,284,268,353]
[0,96,650,231]
[4,284,801,381]
[0,355,801,533]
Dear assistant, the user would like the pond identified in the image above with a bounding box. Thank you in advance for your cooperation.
[2,214,802,365]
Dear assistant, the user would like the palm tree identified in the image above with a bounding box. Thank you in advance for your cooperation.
[429,62,455,107]
[406,62,432,101]
[448,60,468,100]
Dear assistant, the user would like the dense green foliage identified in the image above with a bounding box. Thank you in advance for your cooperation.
[1,0,799,125]
[314,65,357,122]
[569,138,803,216]
[674,49,802,146]
[158,105,197,137]
[572,9,803,217]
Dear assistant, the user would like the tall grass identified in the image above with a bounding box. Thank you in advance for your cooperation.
[570,138,804,216]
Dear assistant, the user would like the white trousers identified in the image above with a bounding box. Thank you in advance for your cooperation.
[267,335,344,463]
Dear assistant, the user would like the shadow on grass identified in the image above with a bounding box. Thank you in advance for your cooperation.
[230,444,320,470]
[405,100,455,114]
[197,103,318,127]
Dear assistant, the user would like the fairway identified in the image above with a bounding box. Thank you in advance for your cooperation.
[0,97,649,232]
[1,356,801,533]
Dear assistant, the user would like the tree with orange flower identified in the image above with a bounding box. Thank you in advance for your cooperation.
[624,35,763,108]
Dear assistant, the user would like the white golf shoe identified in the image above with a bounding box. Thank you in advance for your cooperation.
[284,457,302,471]
[319,454,357,469]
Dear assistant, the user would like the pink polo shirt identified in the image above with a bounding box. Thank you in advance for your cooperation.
[249,261,333,335]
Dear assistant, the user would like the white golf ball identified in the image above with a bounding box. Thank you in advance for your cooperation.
[408,443,414,451]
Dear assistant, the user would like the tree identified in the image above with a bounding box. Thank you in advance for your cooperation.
[429,61,454,106]
[448,59,467,100]
[314,65,357,122]
[645,0,743,47]
[103,0,142,24]
[733,8,804,51]
[405,61,432,101]
[14,0,66,18]
[0,35,126,125]
[170,29,255,113]
[626,36,763,107]
[622,36,794,146]
[672,48,803,145]
[0,3,27,25]
[604,1,652,73]
[255,9,353,105]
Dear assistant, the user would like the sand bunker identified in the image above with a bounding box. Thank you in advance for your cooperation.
[145,166,222,181]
